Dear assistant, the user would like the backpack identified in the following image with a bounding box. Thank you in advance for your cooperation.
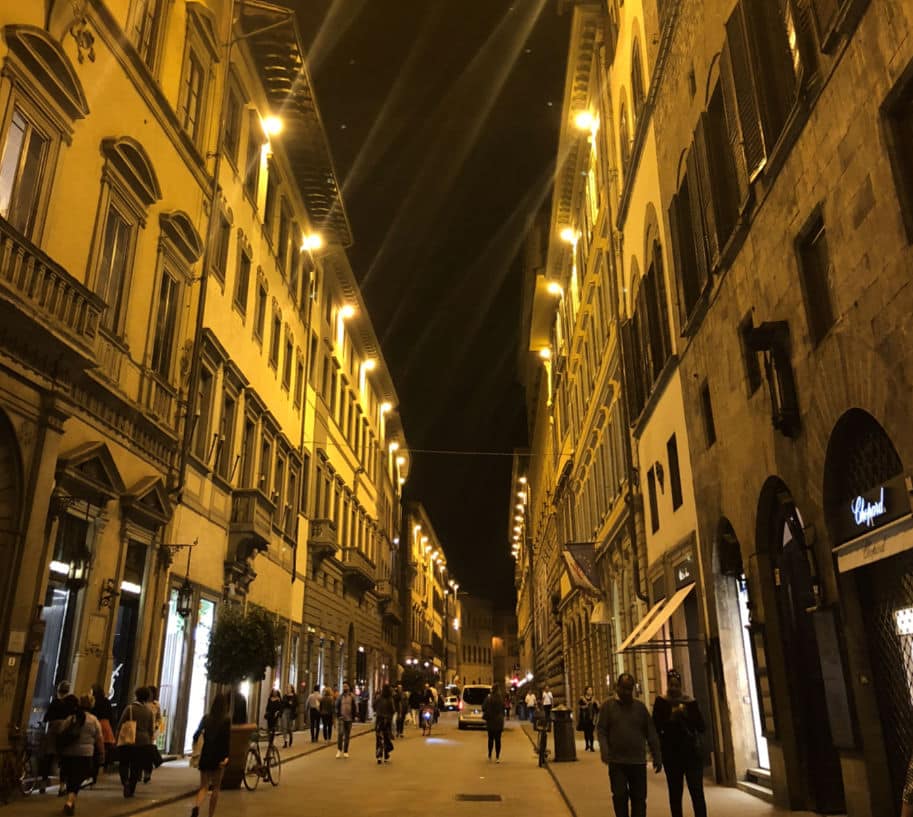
[57,711,85,752]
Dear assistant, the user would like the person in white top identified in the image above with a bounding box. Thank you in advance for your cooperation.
[524,690,537,723]
[541,686,554,723]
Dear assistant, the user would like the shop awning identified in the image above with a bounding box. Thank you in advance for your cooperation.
[833,514,913,573]
[628,583,695,650]
[616,583,698,653]
[615,596,668,653]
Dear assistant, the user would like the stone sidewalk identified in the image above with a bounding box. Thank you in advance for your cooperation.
[518,723,825,817]
[11,725,374,817]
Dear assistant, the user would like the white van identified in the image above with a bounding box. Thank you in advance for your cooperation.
[458,684,491,730]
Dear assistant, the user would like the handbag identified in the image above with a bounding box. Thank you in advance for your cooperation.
[190,731,204,769]
[117,705,136,747]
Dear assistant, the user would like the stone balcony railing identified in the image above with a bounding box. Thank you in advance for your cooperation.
[229,488,275,558]
[340,546,375,593]
[0,216,103,367]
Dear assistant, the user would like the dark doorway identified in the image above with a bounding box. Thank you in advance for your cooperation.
[762,483,845,813]
[111,595,139,714]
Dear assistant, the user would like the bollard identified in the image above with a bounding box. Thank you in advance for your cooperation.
[551,705,577,762]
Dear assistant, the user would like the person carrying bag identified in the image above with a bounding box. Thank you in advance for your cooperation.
[115,687,154,798]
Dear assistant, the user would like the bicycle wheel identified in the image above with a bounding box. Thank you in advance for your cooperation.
[265,744,281,786]
[242,747,261,791]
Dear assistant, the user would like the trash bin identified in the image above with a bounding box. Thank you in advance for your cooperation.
[551,705,577,762]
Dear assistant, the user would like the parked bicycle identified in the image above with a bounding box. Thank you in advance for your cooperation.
[242,729,280,790]
[534,712,550,767]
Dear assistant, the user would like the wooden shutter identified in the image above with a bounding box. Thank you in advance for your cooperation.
[725,3,766,179]
[669,193,693,334]
[619,318,643,420]
[693,115,720,267]
[705,87,740,247]
[685,146,710,296]
[719,43,751,204]
[651,241,672,363]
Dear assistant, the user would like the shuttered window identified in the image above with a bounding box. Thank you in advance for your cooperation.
[704,89,741,251]
[724,4,767,180]
[668,185,701,326]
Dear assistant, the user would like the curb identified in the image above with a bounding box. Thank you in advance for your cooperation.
[520,724,578,817]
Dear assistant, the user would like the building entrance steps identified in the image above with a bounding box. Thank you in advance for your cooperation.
[519,722,827,817]
[8,724,373,817]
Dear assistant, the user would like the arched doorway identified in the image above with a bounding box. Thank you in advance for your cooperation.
[824,409,907,806]
[712,518,769,781]
[757,478,845,813]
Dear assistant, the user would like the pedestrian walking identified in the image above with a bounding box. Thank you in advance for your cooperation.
[596,673,662,817]
[264,688,283,745]
[409,688,420,727]
[142,685,163,783]
[335,681,358,757]
[57,694,104,816]
[306,685,322,742]
[115,686,155,798]
[320,687,335,742]
[524,689,537,724]
[281,685,298,747]
[374,683,395,764]
[190,692,231,817]
[652,669,707,817]
[577,685,599,752]
[393,684,406,738]
[89,683,115,777]
[42,680,72,794]
[483,683,505,763]
[541,685,554,723]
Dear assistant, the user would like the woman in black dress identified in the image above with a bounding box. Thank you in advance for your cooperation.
[191,693,231,817]
[652,668,707,817]
[577,685,599,752]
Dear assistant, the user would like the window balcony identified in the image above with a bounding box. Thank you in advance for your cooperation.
[308,518,338,561]
[229,487,275,560]
[0,216,103,371]
[340,546,375,595]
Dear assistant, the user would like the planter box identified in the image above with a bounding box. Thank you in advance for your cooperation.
[222,723,256,789]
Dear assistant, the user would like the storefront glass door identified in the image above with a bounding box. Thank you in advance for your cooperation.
[738,575,769,769]
[183,598,215,752]
[159,589,188,754]
[30,582,75,722]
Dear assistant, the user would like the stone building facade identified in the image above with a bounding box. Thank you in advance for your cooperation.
[517,0,913,815]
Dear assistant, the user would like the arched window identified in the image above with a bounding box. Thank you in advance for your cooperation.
[631,40,646,123]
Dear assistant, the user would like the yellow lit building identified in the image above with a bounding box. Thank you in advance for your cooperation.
[0,0,407,771]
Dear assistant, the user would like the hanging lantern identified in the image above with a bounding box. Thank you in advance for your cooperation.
[176,577,194,618]
[65,548,90,591]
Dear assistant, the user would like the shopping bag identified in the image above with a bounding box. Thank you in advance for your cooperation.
[117,706,136,747]
[190,731,204,769]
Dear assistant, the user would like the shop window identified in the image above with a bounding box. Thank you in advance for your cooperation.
[667,434,683,510]
[795,208,834,346]
[701,380,717,447]
[884,60,913,243]
[233,244,251,316]
[647,465,660,533]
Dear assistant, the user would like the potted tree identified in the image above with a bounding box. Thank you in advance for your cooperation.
[205,604,280,788]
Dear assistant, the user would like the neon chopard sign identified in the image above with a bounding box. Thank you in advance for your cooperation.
[851,487,887,528]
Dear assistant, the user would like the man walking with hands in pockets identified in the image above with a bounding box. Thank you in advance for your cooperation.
[597,673,662,817]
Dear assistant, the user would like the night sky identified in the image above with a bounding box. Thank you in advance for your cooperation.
[294,1,571,606]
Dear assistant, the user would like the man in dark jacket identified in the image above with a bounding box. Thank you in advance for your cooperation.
[335,682,358,758]
[596,673,662,817]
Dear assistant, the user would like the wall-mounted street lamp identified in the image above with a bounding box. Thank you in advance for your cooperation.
[99,577,120,608]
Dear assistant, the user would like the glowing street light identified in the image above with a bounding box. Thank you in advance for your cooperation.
[546,280,564,297]
[389,441,400,452]
[340,304,356,320]
[380,401,393,415]
[262,115,283,136]
[301,233,323,252]
[518,476,528,485]
[539,347,552,361]
[573,110,595,131]
[560,227,578,245]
